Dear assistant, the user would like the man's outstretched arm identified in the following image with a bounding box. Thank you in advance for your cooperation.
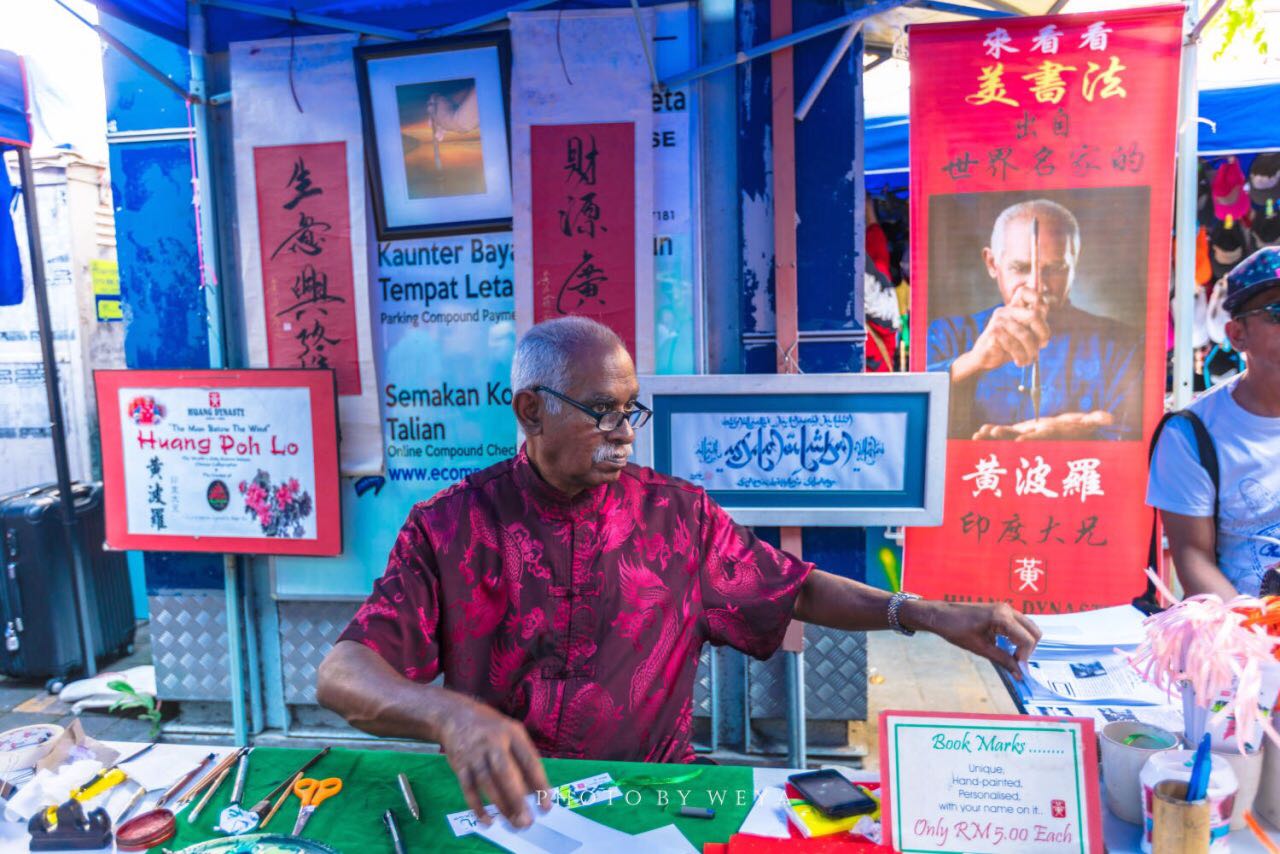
[793,569,1042,676]
[317,640,549,828]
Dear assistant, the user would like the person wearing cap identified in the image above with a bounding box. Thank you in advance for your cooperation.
[928,198,1144,440]
[1147,246,1280,596]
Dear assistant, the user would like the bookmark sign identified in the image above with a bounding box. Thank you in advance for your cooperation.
[880,711,1103,854]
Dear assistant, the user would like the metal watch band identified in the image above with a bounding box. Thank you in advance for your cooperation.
[887,592,922,636]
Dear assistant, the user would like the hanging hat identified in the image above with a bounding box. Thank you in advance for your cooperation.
[1198,161,1215,226]
[1213,157,1253,221]
[1249,153,1280,205]
[1224,245,1280,314]
[1209,216,1249,282]
[1254,199,1280,247]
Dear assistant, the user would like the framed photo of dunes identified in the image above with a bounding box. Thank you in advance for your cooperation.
[356,33,513,239]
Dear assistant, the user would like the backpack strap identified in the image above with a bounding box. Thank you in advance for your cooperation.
[1133,409,1219,614]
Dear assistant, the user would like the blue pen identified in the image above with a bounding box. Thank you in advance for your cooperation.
[1185,733,1212,802]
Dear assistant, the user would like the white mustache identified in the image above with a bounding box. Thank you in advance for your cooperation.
[594,444,632,463]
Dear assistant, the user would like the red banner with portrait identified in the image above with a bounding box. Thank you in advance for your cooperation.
[903,8,1183,613]
[255,141,362,395]
[530,122,637,357]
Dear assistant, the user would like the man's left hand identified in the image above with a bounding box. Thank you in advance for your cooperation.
[902,600,1042,678]
[973,410,1114,441]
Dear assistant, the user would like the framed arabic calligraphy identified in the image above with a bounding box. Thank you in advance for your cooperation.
[355,33,513,239]
[634,373,949,526]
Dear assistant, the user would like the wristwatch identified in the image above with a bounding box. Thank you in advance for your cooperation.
[887,591,922,636]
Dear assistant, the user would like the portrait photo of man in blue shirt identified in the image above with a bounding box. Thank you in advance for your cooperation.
[927,197,1145,441]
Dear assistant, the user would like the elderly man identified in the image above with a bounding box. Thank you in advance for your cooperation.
[317,317,1041,828]
[928,198,1143,441]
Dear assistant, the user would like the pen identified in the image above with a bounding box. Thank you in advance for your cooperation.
[1186,733,1211,802]
[384,809,407,854]
[397,772,420,821]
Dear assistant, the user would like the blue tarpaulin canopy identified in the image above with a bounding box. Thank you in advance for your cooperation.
[866,82,1280,191]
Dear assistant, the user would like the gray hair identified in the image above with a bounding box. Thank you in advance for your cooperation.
[990,199,1081,263]
[511,317,624,413]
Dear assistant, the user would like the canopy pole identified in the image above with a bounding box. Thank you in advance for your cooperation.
[189,1,250,748]
[1173,8,1199,410]
[431,0,559,37]
[18,147,98,680]
[795,24,861,122]
[200,0,417,41]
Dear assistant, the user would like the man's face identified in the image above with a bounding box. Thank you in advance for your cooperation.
[1228,284,1280,377]
[531,342,639,494]
[983,215,1076,310]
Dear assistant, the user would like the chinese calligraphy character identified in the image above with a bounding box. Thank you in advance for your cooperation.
[556,249,609,314]
[942,151,979,180]
[1075,515,1109,546]
[1016,456,1060,498]
[1031,24,1063,54]
[1080,21,1113,51]
[1038,515,1066,544]
[270,211,331,260]
[147,483,165,505]
[1033,145,1055,177]
[961,510,992,542]
[275,265,346,320]
[283,157,323,211]
[1062,458,1104,502]
[962,454,1007,497]
[1052,107,1070,137]
[1014,557,1045,592]
[1022,60,1077,105]
[150,507,167,530]
[999,514,1028,544]
[564,135,598,186]
[988,147,1018,180]
[1071,143,1102,176]
[558,192,604,239]
[296,318,338,369]
[966,64,1019,107]
[983,27,1019,59]
[1015,110,1037,140]
[147,456,163,478]
[1081,57,1127,101]
[1112,142,1145,173]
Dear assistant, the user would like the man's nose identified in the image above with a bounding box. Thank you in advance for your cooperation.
[608,417,635,442]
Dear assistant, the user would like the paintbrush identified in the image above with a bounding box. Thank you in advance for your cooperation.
[259,772,302,831]
[248,746,330,820]
[177,747,244,808]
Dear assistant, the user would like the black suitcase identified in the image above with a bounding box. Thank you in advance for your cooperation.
[0,482,136,690]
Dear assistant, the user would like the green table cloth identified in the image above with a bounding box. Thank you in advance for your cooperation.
[155,747,756,852]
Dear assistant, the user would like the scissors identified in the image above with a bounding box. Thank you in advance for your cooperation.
[291,776,342,837]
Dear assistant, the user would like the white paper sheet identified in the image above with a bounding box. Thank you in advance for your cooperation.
[737,785,791,839]
[1028,703,1185,732]
[1024,653,1170,705]
[634,824,697,853]
[447,773,622,836]
[473,796,656,853]
[1029,605,1148,649]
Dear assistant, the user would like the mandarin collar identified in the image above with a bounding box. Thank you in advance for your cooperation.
[513,445,608,517]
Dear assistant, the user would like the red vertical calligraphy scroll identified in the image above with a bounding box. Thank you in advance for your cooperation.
[530,122,637,357]
[904,8,1183,613]
[255,142,361,395]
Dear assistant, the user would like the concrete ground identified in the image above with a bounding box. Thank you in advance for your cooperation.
[0,623,1016,764]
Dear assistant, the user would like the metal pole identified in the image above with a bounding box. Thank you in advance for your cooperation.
[785,649,807,768]
[795,24,861,122]
[190,1,250,747]
[17,147,98,678]
[1173,8,1199,410]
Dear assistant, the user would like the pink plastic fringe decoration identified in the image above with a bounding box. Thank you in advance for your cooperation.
[1128,569,1280,752]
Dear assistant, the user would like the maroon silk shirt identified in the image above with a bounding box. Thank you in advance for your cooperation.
[338,448,811,763]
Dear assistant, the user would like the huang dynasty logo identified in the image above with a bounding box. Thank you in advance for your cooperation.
[1051,799,1066,819]
[209,391,222,408]
[1011,556,1047,595]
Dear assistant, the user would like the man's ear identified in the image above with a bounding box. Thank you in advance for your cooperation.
[982,247,999,280]
[1225,317,1248,354]
[513,389,544,436]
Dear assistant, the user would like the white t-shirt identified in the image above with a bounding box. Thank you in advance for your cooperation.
[1147,375,1280,595]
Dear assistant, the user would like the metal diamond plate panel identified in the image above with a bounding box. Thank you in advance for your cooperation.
[149,593,230,701]
[748,627,867,721]
[279,601,360,704]
[693,646,711,716]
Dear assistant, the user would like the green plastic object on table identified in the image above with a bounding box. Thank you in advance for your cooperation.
[160,747,754,852]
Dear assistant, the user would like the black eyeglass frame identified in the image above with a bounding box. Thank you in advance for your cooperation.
[1232,301,1280,324]
[531,386,652,432]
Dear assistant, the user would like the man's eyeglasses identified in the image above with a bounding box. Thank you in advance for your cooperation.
[533,386,652,432]
[1234,301,1280,324]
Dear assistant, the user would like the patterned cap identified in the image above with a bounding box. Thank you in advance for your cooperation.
[1225,245,1280,313]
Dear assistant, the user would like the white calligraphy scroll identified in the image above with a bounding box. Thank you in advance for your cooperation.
[230,34,382,475]
[669,411,908,492]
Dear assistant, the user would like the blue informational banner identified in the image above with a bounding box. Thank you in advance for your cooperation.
[636,373,949,527]
[0,50,31,150]
[274,233,516,597]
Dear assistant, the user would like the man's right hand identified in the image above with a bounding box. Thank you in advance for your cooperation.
[439,699,552,829]
[951,287,1051,384]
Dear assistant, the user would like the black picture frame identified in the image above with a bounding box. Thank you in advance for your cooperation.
[355,32,513,240]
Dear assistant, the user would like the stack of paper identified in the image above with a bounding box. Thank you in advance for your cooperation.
[473,797,697,854]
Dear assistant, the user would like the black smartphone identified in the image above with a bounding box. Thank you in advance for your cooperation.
[787,769,878,819]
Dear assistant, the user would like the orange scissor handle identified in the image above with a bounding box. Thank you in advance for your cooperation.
[294,776,343,808]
